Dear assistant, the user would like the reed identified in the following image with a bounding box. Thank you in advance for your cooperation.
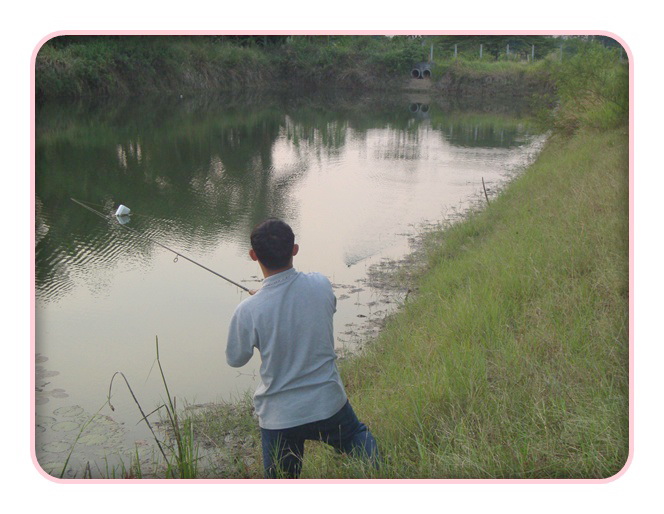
[107,336,200,478]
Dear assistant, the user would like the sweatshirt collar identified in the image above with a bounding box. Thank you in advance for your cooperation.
[262,267,297,288]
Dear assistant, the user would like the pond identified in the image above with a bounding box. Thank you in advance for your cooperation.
[34,89,546,477]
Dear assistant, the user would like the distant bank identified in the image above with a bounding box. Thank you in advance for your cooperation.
[35,35,557,101]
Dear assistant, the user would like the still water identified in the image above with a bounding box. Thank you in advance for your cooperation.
[35,90,546,476]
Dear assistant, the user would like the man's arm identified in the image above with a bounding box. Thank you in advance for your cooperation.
[226,305,256,367]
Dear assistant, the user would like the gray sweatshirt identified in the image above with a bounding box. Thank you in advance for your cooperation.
[226,268,347,429]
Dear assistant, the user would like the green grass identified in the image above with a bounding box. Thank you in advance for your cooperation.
[180,395,263,479]
[436,58,536,75]
[332,126,629,479]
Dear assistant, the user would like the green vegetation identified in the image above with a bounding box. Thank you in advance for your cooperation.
[106,337,201,478]
[36,36,273,98]
[335,126,628,479]
[42,37,628,479]
[35,35,411,98]
[35,35,623,100]
[549,42,629,132]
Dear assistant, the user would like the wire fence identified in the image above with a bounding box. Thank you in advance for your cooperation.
[423,37,626,64]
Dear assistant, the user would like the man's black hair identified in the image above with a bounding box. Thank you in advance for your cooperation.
[250,218,295,270]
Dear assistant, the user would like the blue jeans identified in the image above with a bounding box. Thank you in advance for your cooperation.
[260,400,379,478]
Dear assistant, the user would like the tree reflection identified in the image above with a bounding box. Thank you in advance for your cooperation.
[35,90,539,301]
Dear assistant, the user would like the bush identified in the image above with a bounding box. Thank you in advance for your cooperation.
[552,41,628,131]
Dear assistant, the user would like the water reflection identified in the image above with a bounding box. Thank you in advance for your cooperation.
[36,91,538,304]
[408,103,430,118]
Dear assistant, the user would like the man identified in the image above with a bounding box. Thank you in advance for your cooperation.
[226,218,378,478]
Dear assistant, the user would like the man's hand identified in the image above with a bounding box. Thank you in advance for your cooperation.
[248,289,258,295]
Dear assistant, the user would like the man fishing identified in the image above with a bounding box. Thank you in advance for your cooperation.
[226,218,379,478]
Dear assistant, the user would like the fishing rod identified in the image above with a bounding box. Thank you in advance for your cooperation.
[70,198,251,293]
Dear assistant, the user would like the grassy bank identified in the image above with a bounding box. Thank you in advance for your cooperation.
[331,124,629,479]
[35,36,414,99]
[35,37,275,98]
[35,35,558,99]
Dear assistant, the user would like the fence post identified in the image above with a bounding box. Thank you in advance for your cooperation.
[480,43,483,59]
[532,44,535,61]
[506,44,510,58]
[430,43,433,62]
[454,44,458,59]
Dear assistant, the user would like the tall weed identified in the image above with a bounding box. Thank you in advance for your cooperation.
[552,42,628,132]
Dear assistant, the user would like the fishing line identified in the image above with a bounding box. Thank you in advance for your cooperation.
[71,198,251,292]
[72,198,159,220]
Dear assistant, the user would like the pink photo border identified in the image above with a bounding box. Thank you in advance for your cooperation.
[30,29,634,485]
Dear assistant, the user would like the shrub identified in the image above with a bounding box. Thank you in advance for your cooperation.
[552,41,628,131]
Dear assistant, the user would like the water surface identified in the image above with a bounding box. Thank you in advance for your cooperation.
[35,90,546,476]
